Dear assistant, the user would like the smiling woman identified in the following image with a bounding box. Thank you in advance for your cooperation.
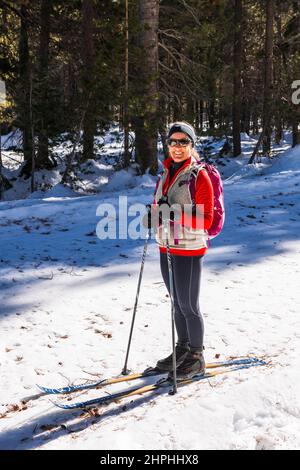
[166,121,201,163]
[147,121,215,381]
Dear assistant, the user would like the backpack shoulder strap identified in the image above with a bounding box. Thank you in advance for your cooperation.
[190,161,206,176]
[188,162,207,203]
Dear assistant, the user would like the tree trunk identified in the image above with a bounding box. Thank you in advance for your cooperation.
[241,98,251,135]
[81,0,96,162]
[263,0,275,155]
[0,125,12,199]
[232,0,242,156]
[292,121,300,147]
[199,100,204,131]
[251,111,259,135]
[274,5,283,144]
[19,3,32,169]
[275,113,283,144]
[186,97,194,124]
[158,95,168,159]
[36,0,53,169]
[208,99,215,132]
[218,81,224,130]
[134,0,159,175]
[172,88,182,121]
[123,0,130,168]
[248,130,264,164]
[195,101,199,131]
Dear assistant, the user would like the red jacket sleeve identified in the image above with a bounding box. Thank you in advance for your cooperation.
[181,169,214,231]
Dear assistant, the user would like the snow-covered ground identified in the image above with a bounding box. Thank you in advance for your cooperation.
[0,134,300,450]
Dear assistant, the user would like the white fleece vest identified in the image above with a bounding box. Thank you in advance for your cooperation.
[154,160,208,251]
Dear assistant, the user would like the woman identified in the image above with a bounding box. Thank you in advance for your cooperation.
[148,121,214,380]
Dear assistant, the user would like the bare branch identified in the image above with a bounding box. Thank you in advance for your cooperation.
[280,32,300,47]
[158,28,184,41]
[159,39,206,70]
[177,0,202,26]
[158,60,198,99]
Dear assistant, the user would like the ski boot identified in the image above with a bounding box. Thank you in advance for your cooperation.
[156,341,189,372]
[169,347,205,381]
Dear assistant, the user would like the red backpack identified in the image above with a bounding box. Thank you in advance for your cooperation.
[189,162,225,239]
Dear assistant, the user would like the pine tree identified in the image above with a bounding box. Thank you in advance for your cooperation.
[133,0,159,175]
[81,0,96,162]
[232,0,243,156]
[36,0,55,170]
[263,0,275,155]
[18,2,32,169]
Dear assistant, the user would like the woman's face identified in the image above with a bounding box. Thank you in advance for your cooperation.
[168,132,192,163]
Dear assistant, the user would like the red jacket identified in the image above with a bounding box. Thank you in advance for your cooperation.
[155,157,214,256]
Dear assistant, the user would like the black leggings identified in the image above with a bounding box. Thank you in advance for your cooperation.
[160,252,204,349]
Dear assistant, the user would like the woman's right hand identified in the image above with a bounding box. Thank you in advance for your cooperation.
[142,204,155,230]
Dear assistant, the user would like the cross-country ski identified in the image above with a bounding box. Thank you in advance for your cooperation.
[1,0,300,452]
[52,359,267,410]
[37,357,264,395]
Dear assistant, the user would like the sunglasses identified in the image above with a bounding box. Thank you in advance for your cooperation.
[167,138,191,147]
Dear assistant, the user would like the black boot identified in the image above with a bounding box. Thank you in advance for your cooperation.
[169,347,205,380]
[156,342,189,372]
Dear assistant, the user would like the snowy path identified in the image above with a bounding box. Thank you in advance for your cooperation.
[0,147,300,450]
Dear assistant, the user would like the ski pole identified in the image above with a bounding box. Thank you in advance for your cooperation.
[122,225,151,376]
[163,219,177,395]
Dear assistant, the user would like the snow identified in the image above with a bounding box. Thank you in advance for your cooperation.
[0,136,300,450]
[0,129,23,151]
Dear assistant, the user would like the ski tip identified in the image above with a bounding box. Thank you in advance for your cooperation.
[227,356,268,367]
[37,384,63,394]
[50,399,74,410]
[247,356,269,367]
[50,399,62,408]
[36,384,48,394]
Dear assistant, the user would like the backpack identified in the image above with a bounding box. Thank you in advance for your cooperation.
[189,162,225,239]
